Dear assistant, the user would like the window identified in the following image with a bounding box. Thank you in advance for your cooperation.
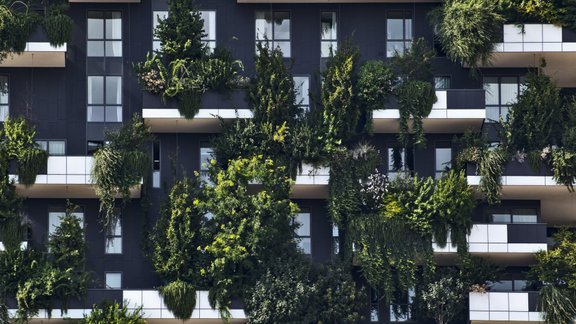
[387,11,413,57]
[321,12,337,57]
[201,11,216,52]
[489,208,537,224]
[294,212,311,255]
[105,272,122,289]
[390,288,415,322]
[435,147,452,179]
[87,12,122,57]
[87,76,122,122]
[152,11,167,51]
[255,11,291,57]
[36,140,66,156]
[484,76,525,123]
[200,146,214,183]
[434,76,451,90]
[152,140,160,188]
[489,280,529,292]
[0,76,8,121]
[332,224,339,255]
[293,76,310,112]
[388,148,413,179]
[87,141,104,155]
[105,218,122,254]
[370,289,379,322]
[152,11,216,52]
[49,211,84,238]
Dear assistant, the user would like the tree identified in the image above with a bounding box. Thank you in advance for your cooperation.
[81,301,146,324]
[421,276,466,324]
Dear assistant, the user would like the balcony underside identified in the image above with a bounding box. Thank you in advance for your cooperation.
[482,51,576,87]
[143,109,252,133]
[373,109,485,133]
[13,183,141,199]
[435,252,538,267]
[0,43,66,68]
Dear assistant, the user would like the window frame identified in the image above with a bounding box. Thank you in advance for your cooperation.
[153,10,216,52]
[293,75,311,112]
[434,145,452,179]
[87,75,123,123]
[105,272,123,290]
[87,11,123,58]
[483,75,525,123]
[320,11,338,58]
[48,210,85,240]
[0,75,8,122]
[386,10,413,58]
[488,208,538,224]
[36,140,66,156]
[255,10,292,57]
[105,216,122,254]
[294,211,312,255]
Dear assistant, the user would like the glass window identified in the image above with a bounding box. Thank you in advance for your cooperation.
[388,147,413,180]
[105,76,122,105]
[490,280,513,292]
[295,212,311,255]
[321,12,337,57]
[200,146,214,183]
[293,76,310,112]
[37,140,66,156]
[49,211,84,238]
[434,76,451,89]
[255,11,291,57]
[152,140,160,188]
[105,272,122,289]
[87,11,122,57]
[0,76,8,122]
[88,76,122,123]
[435,147,451,179]
[201,11,217,52]
[87,141,103,155]
[491,213,512,223]
[88,76,104,105]
[387,11,413,57]
[512,209,538,223]
[332,224,339,255]
[483,76,523,123]
[105,218,122,254]
[513,280,528,291]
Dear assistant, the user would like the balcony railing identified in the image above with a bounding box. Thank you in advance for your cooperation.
[142,90,251,133]
[373,89,486,133]
[9,156,141,198]
[0,27,66,68]
[469,291,542,322]
[434,223,547,254]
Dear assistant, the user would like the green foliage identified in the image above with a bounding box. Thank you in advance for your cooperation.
[357,60,395,131]
[431,0,504,68]
[539,284,576,324]
[551,148,576,191]
[249,43,300,127]
[0,3,37,63]
[245,257,365,324]
[503,73,563,151]
[390,38,435,83]
[92,115,151,231]
[203,156,299,318]
[43,13,72,47]
[159,280,196,320]
[321,41,360,149]
[420,276,466,324]
[431,170,475,251]
[81,301,146,324]
[397,80,436,147]
[134,0,243,119]
[478,147,508,205]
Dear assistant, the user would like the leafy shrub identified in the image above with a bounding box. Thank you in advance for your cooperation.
[43,13,72,47]
[159,280,196,320]
[81,301,146,324]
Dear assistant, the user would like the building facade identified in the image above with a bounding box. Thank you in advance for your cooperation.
[1,0,574,323]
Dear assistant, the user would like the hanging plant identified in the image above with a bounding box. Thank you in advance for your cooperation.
[397,80,436,147]
[43,13,73,47]
[0,2,37,63]
[159,280,197,320]
[430,0,504,68]
[357,60,395,132]
[92,115,151,231]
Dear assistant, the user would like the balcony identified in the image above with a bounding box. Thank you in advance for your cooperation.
[469,291,542,322]
[373,89,485,134]
[481,24,576,87]
[124,290,246,322]
[0,27,66,68]
[434,223,547,265]
[291,164,329,199]
[466,161,575,225]
[9,156,141,199]
[142,91,251,133]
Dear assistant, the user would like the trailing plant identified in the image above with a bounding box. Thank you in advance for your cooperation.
[81,301,146,324]
[321,40,360,150]
[92,114,151,231]
[430,0,504,68]
[396,80,436,147]
[203,156,299,319]
[430,170,475,252]
[0,2,37,63]
[43,10,72,47]
[159,280,196,320]
[551,148,576,191]
[538,284,576,324]
[390,38,435,83]
[357,60,395,132]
